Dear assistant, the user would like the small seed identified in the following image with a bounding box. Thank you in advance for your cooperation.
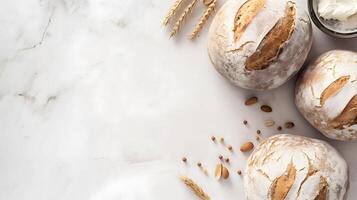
[220,137,225,143]
[284,122,295,129]
[197,162,202,167]
[245,97,258,106]
[257,130,261,134]
[182,157,187,162]
[256,136,260,141]
[264,119,275,127]
[277,126,282,131]
[237,170,242,175]
[240,141,254,152]
[219,155,223,160]
[211,136,216,141]
[225,158,230,163]
[261,105,272,112]
[243,120,248,125]
[228,145,233,151]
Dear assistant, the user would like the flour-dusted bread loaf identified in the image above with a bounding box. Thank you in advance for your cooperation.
[296,50,357,141]
[244,134,348,200]
[208,0,312,90]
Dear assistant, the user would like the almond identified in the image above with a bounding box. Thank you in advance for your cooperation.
[245,97,258,105]
[221,166,229,179]
[214,163,223,180]
[284,122,295,129]
[264,119,275,127]
[261,105,272,112]
[215,163,229,180]
[240,141,254,152]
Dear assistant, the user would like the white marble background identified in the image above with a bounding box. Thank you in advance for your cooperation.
[0,0,357,199]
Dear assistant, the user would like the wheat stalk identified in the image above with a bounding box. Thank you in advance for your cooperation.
[163,0,186,26]
[180,176,210,200]
[190,0,217,39]
[170,0,198,37]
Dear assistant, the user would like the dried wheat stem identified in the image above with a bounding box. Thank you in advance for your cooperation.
[170,0,198,37]
[163,0,186,26]
[190,0,217,39]
[180,176,210,200]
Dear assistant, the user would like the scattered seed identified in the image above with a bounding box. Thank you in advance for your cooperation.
[182,157,187,162]
[225,158,230,163]
[240,141,254,152]
[256,130,261,134]
[245,97,258,106]
[264,119,275,127]
[243,120,248,125]
[237,170,242,175]
[228,145,233,151]
[277,126,282,131]
[261,105,272,112]
[220,137,225,143]
[256,136,260,141]
[197,162,202,167]
[284,122,295,129]
[211,136,216,141]
[219,155,223,160]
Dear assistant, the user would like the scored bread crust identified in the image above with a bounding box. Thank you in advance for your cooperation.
[295,50,357,141]
[244,134,348,200]
[207,0,312,90]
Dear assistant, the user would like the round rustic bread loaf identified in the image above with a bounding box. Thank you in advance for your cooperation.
[296,50,357,141]
[208,0,312,90]
[244,134,348,200]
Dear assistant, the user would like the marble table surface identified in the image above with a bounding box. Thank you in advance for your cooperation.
[0,0,357,199]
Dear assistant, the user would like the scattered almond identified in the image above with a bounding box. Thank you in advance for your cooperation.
[215,163,229,180]
[261,105,272,112]
[264,119,275,127]
[284,122,295,129]
[240,141,254,152]
[245,97,258,105]
[214,163,223,180]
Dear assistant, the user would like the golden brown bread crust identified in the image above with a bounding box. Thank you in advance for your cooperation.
[330,95,357,129]
[233,0,265,42]
[320,76,350,106]
[245,1,296,71]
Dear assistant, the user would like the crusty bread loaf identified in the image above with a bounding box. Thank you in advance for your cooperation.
[208,0,312,90]
[295,50,357,141]
[245,134,348,200]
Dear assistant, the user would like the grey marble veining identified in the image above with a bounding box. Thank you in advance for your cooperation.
[0,0,357,199]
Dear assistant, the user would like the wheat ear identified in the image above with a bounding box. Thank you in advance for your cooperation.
[180,176,210,200]
[190,0,217,39]
[163,0,186,26]
[170,0,198,37]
